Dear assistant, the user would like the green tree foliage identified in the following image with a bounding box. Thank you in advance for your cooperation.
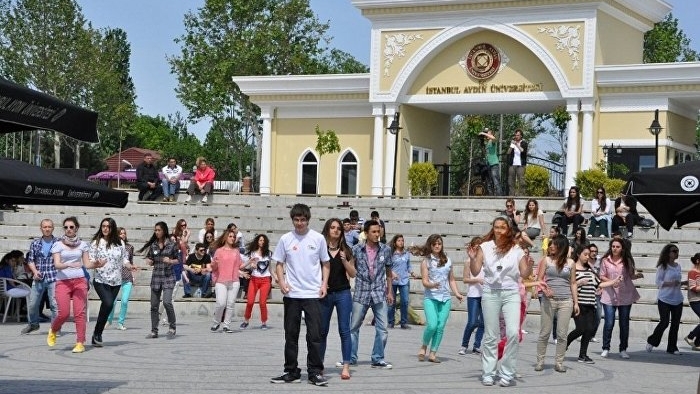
[524,165,550,197]
[530,105,570,165]
[644,13,699,63]
[314,125,340,157]
[407,162,438,196]
[169,0,368,183]
[130,113,204,171]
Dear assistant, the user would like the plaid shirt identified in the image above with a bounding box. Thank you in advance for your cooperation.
[147,239,179,290]
[352,242,392,305]
[26,236,59,283]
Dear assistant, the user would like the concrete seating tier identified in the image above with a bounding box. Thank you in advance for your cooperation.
[4,191,699,337]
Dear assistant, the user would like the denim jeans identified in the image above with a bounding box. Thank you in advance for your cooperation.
[93,281,121,337]
[151,286,175,332]
[537,297,573,364]
[646,299,683,352]
[28,279,57,326]
[489,164,501,196]
[282,297,324,376]
[388,284,409,326]
[461,296,484,349]
[108,281,133,325]
[350,300,389,364]
[320,289,353,364]
[184,272,211,296]
[481,289,520,382]
[602,303,631,351]
[161,181,180,198]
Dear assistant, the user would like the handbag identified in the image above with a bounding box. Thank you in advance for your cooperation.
[551,211,565,226]
[638,217,655,228]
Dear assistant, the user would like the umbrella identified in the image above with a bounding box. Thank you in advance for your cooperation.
[624,161,700,231]
[0,78,98,142]
[0,158,128,208]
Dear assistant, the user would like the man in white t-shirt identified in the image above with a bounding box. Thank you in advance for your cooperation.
[506,129,528,196]
[161,157,183,202]
[271,204,330,386]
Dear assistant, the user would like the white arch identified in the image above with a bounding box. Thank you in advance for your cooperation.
[297,149,319,194]
[337,148,360,195]
[387,19,572,101]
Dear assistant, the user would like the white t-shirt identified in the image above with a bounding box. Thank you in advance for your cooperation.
[52,241,89,281]
[523,209,543,229]
[466,267,484,298]
[479,240,524,291]
[272,229,330,299]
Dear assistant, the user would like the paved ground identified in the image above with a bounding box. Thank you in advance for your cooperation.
[0,309,698,394]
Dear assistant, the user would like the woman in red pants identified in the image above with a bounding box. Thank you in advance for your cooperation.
[240,234,277,330]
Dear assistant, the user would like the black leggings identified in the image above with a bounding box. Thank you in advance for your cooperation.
[93,281,121,336]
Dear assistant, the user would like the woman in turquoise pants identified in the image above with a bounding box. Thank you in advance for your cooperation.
[107,228,136,330]
[413,234,464,362]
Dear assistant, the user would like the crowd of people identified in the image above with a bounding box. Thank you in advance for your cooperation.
[6,196,699,387]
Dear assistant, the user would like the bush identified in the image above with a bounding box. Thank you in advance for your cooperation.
[524,165,549,197]
[407,162,438,196]
[603,178,626,196]
[575,169,626,199]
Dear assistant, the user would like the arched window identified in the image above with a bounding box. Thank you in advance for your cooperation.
[300,151,318,194]
[339,151,358,195]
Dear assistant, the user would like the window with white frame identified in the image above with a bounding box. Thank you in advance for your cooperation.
[412,146,433,164]
[339,151,358,195]
[300,151,318,194]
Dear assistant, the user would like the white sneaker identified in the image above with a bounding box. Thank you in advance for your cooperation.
[499,378,511,387]
[600,350,609,358]
[646,343,653,352]
[458,347,468,355]
[201,195,208,203]
[117,324,126,331]
[620,350,630,359]
[591,337,599,343]
[184,195,192,203]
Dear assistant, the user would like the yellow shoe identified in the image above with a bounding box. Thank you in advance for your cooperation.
[47,329,57,347]
[72,343,85,353]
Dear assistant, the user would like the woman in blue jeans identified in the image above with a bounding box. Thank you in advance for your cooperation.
[599,238,643,359]
[646,244,684,354]
[388,234,412,329]
[460,236,484,355]
[319,218,356,380]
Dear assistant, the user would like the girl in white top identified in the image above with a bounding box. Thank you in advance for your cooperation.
[241,234,278,329]
[522,198,546,240]
[589,186,612,238]
[461,236,485,355]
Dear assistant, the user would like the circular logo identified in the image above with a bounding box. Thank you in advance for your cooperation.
[465,43,501,80]
[680,176,698,192]
[24,185,33,195]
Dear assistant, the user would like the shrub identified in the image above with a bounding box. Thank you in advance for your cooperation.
[603,178,626,196]
[524,165,549,197]
[574,169,608,199]
[407,162,438,196]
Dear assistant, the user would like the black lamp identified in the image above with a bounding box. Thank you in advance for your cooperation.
[648,109,663,168]
[387,112,402,196]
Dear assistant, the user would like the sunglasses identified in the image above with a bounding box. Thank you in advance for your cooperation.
[597,191,604,194]
[506,204,513,208]
[64,225,76,230]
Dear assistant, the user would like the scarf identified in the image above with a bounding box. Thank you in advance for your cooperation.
[62,234,82,248]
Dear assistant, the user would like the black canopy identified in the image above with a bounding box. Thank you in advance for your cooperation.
[0,78,98,142]
[624,161,700,231]
[0,158,128,208]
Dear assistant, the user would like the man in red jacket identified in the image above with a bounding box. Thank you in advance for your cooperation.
[185,157,215,203]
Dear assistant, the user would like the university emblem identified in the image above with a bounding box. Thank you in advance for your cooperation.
[462,43,501,80]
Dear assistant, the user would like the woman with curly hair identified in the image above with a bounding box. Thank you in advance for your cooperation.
[646,244,684,355]
[414,234,463,363]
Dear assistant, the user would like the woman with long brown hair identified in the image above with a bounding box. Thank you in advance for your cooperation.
[209,229,244,333]
[470,216,533,387]
[240,234,277,330]
[646,244,684,354]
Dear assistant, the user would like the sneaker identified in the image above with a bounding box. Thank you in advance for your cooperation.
[599,234,606,239]
[240,322,249,329]
[201,195,208,203]
[400,323,410,329]
[590,337,599,343]
[554,363,566,373]
[499,378,511,387]
[668,350,682,355]
[167,328,176,338]
[260,323,268,330]
[147,331,158,339]
[684,336,695,347]
[222,326,234,333]
[270,372,301,384]
[371,361,393,369]
[458,347,468,355]
[307,373,328,386]
[47,329,57,347]
[388,323,394,329]
[21,324,40,335]
[211,323,220,332]
[117,324,127,331]
[482,378,494,386]
[626,232,633,239]
[182,294,192,298]
[472,348,481,354]
[72,343,85,353]
[600,350,608,358]
[646,343,653,352]
[620,350,630,359]
[184,195,191,203]
[578,356,595,364]
[91,335,103,347]
[534,362,544,371]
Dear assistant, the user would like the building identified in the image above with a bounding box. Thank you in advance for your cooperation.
[234,0,700,196]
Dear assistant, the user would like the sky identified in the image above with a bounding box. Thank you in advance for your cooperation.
[77,0,700,142]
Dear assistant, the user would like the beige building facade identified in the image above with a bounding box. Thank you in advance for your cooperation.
[234,0,700,196]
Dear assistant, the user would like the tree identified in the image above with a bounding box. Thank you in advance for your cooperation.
[169,0,368,184]
[129,113,204,171]
[530,106,570,165]
[644,13,699,63]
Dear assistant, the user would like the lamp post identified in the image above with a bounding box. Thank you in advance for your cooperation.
[648,109,663,168]
[387,112,402,196]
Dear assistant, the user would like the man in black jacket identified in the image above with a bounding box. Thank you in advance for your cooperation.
[506,129,527,196]
[136,153,162,201]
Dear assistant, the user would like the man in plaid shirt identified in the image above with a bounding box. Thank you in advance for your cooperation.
[349,219,395,369]
[21,219,59,335]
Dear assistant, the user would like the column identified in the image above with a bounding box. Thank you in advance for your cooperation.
[580,102,594,170]
[258,107,273,194]
[383,107,397,196]
[564,101,579,193]
[371,105,385,196]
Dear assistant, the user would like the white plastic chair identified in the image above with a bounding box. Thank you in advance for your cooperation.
[0,278,31,323]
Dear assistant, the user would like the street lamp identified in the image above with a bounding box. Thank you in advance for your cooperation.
[601,143,621,159]
[387,112,402,196]
[648,109,663,168]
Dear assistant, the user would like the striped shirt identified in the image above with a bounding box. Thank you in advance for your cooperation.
[575,267,600,305]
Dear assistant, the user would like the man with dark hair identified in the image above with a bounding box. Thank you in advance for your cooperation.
[506,129,528,196]
[370,211,387,243]
[349,210,364,232]
[136,153,162,201]
[271,203,330,386]
[183,243,212,298]
[349,219,394,369]
[161,157,182,202]
[343,218,359,246]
